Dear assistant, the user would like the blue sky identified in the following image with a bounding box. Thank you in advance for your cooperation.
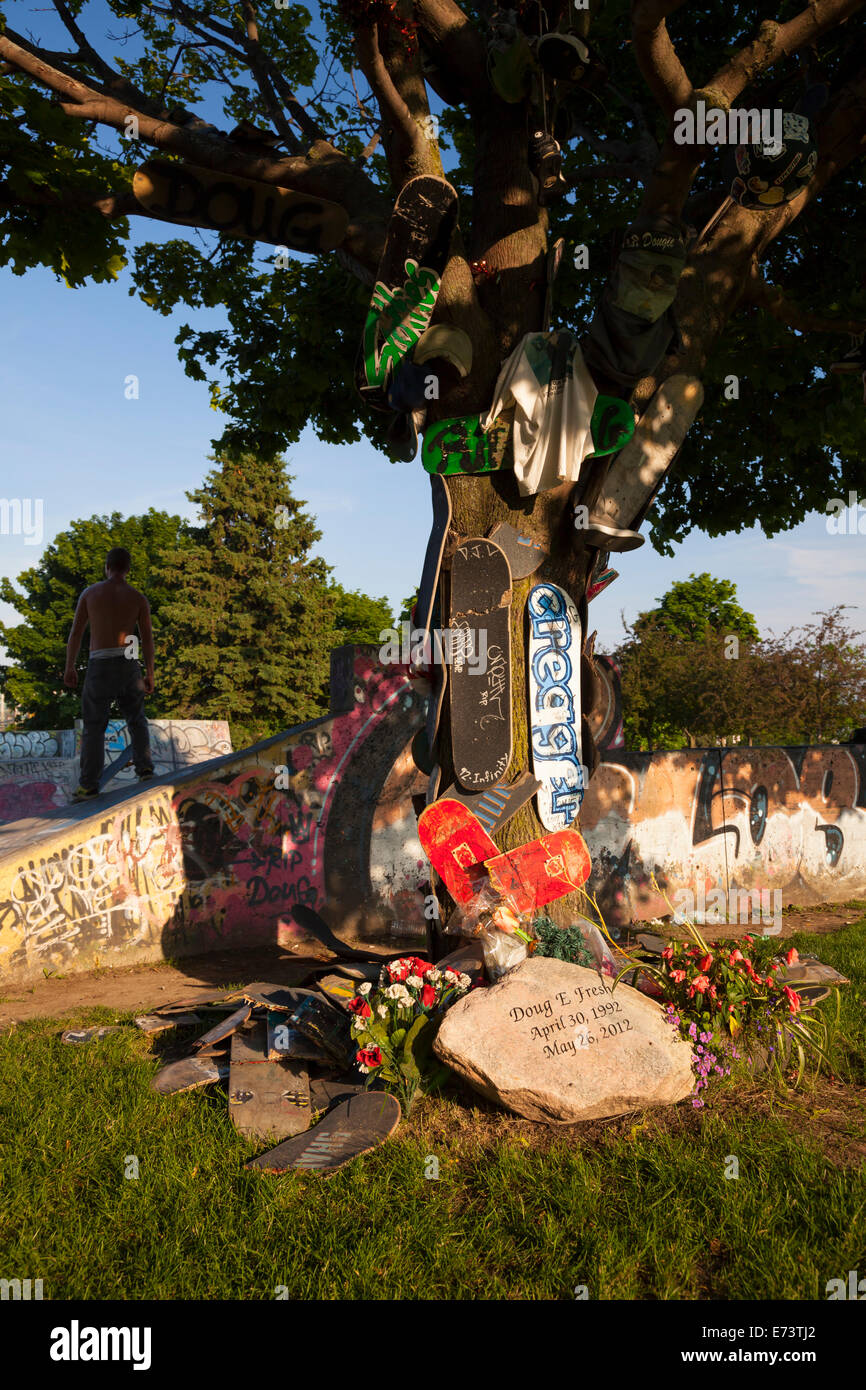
[2,0,864,660]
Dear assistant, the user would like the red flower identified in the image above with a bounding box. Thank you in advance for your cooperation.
[699,954,713,972]
[347,997,372,1019]
[357,1046,383,1069]
[728,949,743,965]
[689,973,711,997]
[786,947,799,966]
[388,958,411,982]
[662,946,674,962]
[670,968,686,984]
[782,986,802,1015]
[421,982,437,1007]
[412,957,434,976]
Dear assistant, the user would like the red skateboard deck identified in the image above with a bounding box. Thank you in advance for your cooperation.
[418,797,499,904]
[483,829,591,915]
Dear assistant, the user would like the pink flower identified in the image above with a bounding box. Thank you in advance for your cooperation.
[689,974,711,997]
[699,954,713,972]
[662,946,674,962]
[728,949,743,965]
[786,947,799,966]
[670,969,686,984]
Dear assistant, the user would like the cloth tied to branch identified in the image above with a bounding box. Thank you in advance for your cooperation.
[481,329,598,497]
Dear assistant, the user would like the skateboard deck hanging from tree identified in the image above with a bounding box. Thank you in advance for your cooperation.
[588,394,635,457]
[357,175,458,412]
[483,828,592,915]
[133,160,349,253]
[412,474,452,671]
[527,582,586,830]
[421,413,513,475]
[417,797,499,905]
[440,771,541,836]
[449,538,513,790]
[487,522,547,580]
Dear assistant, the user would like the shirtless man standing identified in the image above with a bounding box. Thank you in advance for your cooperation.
[63,546,155,799]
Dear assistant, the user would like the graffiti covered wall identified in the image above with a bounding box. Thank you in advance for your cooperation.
[0,651,427,985]
[1,645,864,988]
[582,744,866,925]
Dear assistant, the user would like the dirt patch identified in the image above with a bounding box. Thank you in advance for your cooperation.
[0,945,334,1028]
[624,902,866,946]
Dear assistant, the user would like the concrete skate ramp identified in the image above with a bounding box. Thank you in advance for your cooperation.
[0,649,429,987]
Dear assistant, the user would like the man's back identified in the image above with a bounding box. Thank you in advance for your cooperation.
[83,578,147,650]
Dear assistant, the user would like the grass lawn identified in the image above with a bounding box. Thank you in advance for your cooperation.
[1,920,865,1301]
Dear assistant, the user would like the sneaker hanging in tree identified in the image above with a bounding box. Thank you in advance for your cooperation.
[529,130,568,205]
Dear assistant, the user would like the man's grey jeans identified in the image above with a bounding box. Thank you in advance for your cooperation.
[79,656,153,791]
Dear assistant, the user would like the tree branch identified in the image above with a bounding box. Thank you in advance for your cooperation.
[711,0,866,105]
[413,0,487,113]
[0,30,390,271]
[746,265,866,335]
[631,0,692,118]
[354,20,434,186]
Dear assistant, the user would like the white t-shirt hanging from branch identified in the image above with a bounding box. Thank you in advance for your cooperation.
[481,329,598,497]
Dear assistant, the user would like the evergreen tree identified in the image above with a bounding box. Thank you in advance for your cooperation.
[154,452,337,746]
[0,509,189,727]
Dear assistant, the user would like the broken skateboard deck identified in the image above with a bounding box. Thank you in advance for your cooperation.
[483,828,592,915]
[487,521,547,580]
[357,175,458,411]
[151,1055,230,1095]
[422,413,512,475]
[418,797,499,905]
[266,1013,331,1063]
[193,1002,252,1052]
[449,538,512,790]
[134,1012,200,1035]
[246,1092,402,1174]
[229,1022,311,1141]
[440,771,541,836]
[527,581,586,830]
[289,994,354,1067]
[133,160,348,253]
[412,473,452,673]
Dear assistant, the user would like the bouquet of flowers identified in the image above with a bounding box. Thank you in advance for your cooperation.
[347,956,471,1113]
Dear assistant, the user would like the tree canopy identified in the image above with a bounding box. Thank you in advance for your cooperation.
[2,1,864,548]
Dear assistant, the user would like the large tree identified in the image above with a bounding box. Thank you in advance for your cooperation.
[2,0,865,925]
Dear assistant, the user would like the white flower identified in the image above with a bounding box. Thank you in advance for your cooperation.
[406,975,423,989]
[427,969,442,983]
[356,1062,370,1074]
[377,1005,388,1018]
[357,982,372,995]
[458,973,471,989]
[443,969,459,983]
[384,982,411,1002]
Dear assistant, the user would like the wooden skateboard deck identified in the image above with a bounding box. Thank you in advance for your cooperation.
[527,582,585,830]
[289,905,409,965]
[246,1092,401,1174]
[487,522,547,580]
[412,474,452,671]
[316,974,358,1011]
[192,1002,252,1052]
[357,175,458,410]
[422,413,512,475]
[266,1013,331,1063]
[588,394,635,457]
[289,994,354,1067]
[484,828,591,915]
[417,797,499,905]
[229,1023,311,1141]
[449,538,512,790]
[309,1077,366,1113]
[238,983,312,1013]
[440,770,541,836]
[151,1055,229,1095]
[133,160,348,253]
[134,1012,200,1034]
